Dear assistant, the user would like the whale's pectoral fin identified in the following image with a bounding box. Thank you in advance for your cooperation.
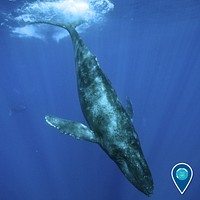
[45,115,98,143]
[126,96,134,122]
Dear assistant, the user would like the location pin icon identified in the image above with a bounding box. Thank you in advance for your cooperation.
[171,163,193,194]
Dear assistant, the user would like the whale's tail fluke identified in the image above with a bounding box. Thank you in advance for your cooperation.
[29,20,84,32]
[30,20,67,28]
[29,20,87,53]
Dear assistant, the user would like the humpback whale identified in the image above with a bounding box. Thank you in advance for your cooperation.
[32,21,153,195]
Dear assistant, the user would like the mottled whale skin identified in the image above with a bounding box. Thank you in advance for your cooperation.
[33,21,153,195]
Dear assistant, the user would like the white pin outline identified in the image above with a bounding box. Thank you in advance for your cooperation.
[171,162,193,194]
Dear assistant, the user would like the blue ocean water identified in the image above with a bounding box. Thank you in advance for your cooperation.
[0,0,200,199]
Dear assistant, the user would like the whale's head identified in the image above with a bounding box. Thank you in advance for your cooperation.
[111,144,154,196]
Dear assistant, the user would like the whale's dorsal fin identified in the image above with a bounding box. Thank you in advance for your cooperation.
[45,115,98,143]
[126,96,134,122]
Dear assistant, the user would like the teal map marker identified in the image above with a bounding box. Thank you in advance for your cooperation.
[171,163,193,194]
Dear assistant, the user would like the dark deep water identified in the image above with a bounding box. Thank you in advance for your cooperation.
[0,0,200,199]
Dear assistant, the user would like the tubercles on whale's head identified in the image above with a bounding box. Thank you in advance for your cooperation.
[114,146,154,196]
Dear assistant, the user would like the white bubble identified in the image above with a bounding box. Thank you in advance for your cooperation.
[7,0,114,41]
